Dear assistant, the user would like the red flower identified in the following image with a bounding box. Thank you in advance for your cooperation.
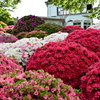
[80,61,100,100]
[26,41,99,88]
[64,28,100,58]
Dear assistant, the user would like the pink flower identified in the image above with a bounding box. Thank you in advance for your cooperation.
[34,90,38,95]
[43,94,48,99]
[26,94,32,99]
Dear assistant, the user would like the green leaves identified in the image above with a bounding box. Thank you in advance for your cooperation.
[47,0,100,19]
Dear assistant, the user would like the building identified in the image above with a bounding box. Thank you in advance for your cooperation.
[45,2,93,29]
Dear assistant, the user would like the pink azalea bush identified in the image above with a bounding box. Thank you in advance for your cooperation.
[0,27,5,34]
[79,61,100,100]
[0,70,80,100]
[64,28,100,57]
[0,33,18,43]
[26,41,99,88]
[58,25,84,33]
[5,37,44,66]
[0,54,23,75]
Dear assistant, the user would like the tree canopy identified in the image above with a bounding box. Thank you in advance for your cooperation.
[47,0,100,19]
[0,0,21,24]
[0,0,21,11]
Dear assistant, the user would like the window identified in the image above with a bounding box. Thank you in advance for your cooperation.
[73,22,81,27]
[84,22,91,29]
[87,4,92,13]
[57,7,69,15]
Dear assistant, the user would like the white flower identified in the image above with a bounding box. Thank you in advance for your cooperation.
[0,43,12,54]
[42,32,68,45]
[89,23,100,30]
[5,37,43,66]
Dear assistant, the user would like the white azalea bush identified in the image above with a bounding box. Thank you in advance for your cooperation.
[42,32,68,44]
[0,43,13,54]
[89,23,100,30]
[5,37,44,66]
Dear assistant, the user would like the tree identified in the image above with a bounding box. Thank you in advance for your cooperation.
[47,0,100,19]
[0,0,21,11]
[0,0,21,24]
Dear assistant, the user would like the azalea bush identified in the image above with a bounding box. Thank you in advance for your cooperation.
[5,37,44,66]
[89,23,100,30]
[0,70,80,100]
[0,21,8,28]
[26,41,99,88]
[25,30,48,39]
[5,25,15,34]
[42,32,68,44]
[79,61,100,100]
[0,27,5,34]
[0,54,23,75]
[64,28,100,58]
[12,15,45,35]
[0,33,18,43]
[0,43,12,54]
[58,25,84,33]
[17,32,29,39]
[34,23,62,35]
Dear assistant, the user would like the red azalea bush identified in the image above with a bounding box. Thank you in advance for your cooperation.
[0,54,23,75]
[79,61,100,100]
[64,28,100,58]
[0,70,80,100]
[26,41,99,88]
[58,25,84,33]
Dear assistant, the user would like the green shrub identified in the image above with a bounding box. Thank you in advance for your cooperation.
[17,32,29,39]
[25,30,48,38]
[0,21,8,28]
[34,23,62,35]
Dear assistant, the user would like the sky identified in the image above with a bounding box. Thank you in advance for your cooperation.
[10,0,100,23]
[10,0,47,18]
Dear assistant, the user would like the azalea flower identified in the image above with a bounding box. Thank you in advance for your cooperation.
[5,37,44,66]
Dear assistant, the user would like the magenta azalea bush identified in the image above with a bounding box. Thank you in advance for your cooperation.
[0,33,18,43]
[64,28,100,58]
[79,61,100,100]
[58,25,84,33]
[26,41,99,88]
[0,54,23,75]
[12,15,45,35]
[0,70,80,100]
